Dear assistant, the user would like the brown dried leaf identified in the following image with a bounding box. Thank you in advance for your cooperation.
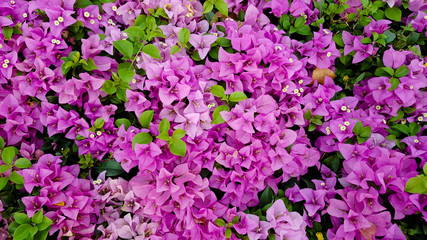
[311,68,336,85]
[359,223,377,240]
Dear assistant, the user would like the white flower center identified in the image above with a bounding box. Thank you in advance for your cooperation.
[58,17,64,22]
[84,12,90,17]
[54,20,60,26]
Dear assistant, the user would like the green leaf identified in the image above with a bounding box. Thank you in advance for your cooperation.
[423,163,427,175]
[217,37,231,47]
[360,37,372,44]
[0,164,10,173]
[157,132,171,141]
[296,25,311,36]
[95,160,125,177]
[135,15,147,27]
[375,67,394,77]
[14,212,31,225]
[116,88,128,102]
[259,187,274,207]
[170,45,181,55]
[333,33,344,47]
[142,44,161,59]
[172,129,186,139]
[406,32,420,45]
[2,146,15,165]
[225,228,232,238]
[229,91,248,102]
[405,175,427,194]
[28,226,38,239]
[34,229,50,240]
[389,109,404,122]
[2,26,13,40]
[394,65,409,78]
[323,155,340,172]
[13,223,31,240]
[168,138,187,157]
[113,40,134,58]
[14,158,32,169]
[210,85,226,98]
[215,0,229,17]
[31,210,44,224]
[117,62,135,83]
[304,109,313,120]
[280,14,291,30]
[191,51,202,61]
[0,136,4,149]
[294,17,306,28]
[178,27,190,44]
[82,58,97,71]
[308,124,316,132]
[403,107,416,114]
[214,219,226,227]
[385,7,402,22]
[115,118,131,130]
[36,216,53,231]
[353,121,363,135]
[139,110,154,129]
[203,1,214,14]
[361,0,369,8]
[388,77,400,92]
[0,177,9,191]
[383,30,396,43]
[94,117,105,129]
[132,132,153,150]
[101,80,116,95]
[409,46,421,56]
[9,171,24,184]
[391,124,410,135]
[211,105,230,124]
[408,122,421,136]
[159,118,170,133]
[359,126,372,138]
[231,215,239,224]
[372,10,385,20]
[124,26,145,37]
[359,16,372,26]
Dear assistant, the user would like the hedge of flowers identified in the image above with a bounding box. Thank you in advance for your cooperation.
[0,0,426,239]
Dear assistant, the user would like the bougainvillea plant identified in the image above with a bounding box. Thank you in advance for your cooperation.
[0,0,426,239]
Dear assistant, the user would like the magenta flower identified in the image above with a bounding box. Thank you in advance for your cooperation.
[44,6,76,37]
[383,46,407,69]
[189,34,217,59]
